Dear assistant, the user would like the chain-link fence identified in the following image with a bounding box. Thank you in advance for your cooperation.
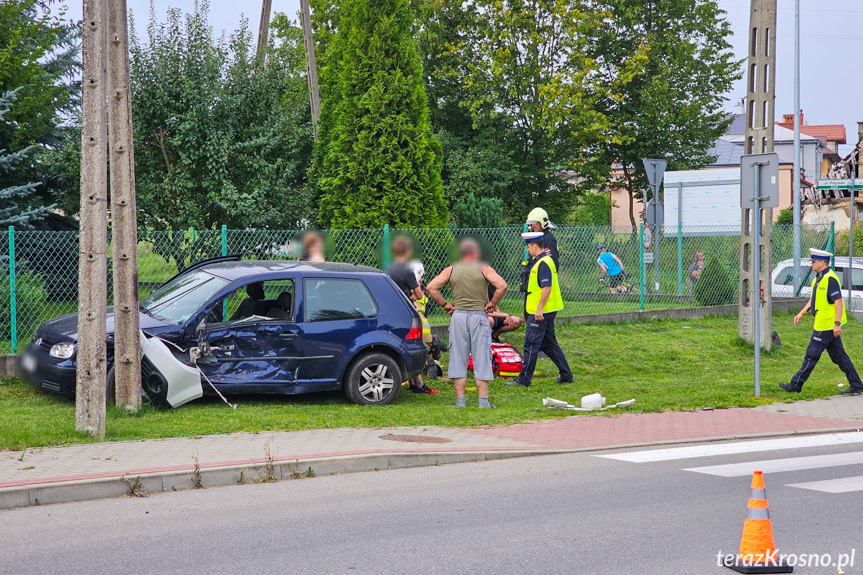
[1,224,834,354]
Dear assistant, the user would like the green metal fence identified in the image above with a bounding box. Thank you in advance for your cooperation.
[1,224,834,354]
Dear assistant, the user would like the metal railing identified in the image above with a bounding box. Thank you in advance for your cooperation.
[1,224,834,353]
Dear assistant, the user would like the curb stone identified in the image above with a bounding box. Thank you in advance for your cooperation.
[3,424,861,511]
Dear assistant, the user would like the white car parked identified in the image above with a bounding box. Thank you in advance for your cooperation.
[772,257,863,306]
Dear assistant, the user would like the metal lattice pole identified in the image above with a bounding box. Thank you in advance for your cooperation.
[108,0,141,410]
[76,0,109,437]
[738,0,777,351]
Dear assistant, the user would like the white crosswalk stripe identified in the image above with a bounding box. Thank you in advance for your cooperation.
[597,434,863,493]
[595,432,863,463]
[683,451,863,477]
[786,476,863,493]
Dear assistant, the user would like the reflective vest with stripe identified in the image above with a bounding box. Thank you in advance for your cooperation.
[414,295,432,343]
[526,254,563,314]
[812,268,847,331]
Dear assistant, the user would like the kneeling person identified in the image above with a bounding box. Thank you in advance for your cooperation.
[507,232,572,387]
[487,284,522,342]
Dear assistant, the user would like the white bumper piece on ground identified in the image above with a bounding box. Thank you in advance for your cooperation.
[140,331,203,408]
[543,397,636,411]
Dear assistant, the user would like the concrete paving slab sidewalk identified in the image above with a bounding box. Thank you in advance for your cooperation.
[2,398,862,511]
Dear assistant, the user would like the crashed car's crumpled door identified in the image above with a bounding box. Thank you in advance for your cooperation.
[196,321,303,384]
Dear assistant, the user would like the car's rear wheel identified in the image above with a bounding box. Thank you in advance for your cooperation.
[344,352,402,406]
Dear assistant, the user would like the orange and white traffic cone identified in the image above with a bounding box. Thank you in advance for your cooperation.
[725,471,792,573]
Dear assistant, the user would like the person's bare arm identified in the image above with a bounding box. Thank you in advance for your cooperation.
[427,267,454,315]
[834,297,844,336]
[794,300,812,326]
[482,265,507,312]
[598,262,608,278]
[410,286,423,301]
[613,254,624,271]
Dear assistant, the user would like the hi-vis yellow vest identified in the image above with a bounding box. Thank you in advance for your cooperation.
[526,254,563,314]
[812,269,847,331]
[413,295,432,343]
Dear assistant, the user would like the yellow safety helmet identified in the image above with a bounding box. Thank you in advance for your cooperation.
[526,207,554,230]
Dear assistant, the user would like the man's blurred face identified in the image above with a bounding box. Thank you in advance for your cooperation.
[812,259,827,273]
[529,221,542,232]
[527,242,543,257]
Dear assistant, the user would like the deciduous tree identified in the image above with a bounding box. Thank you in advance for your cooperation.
[586,0,741,229]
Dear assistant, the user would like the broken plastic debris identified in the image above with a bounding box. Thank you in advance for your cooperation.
[581,393,606,409]
[543,397,636,411]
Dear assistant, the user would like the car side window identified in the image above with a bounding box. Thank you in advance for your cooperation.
[303,278,378,322]
[209,279,295,324]
[848,268,863,291]
[775,266,793,286]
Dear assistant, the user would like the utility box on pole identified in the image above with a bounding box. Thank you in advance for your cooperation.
[738,0,777,352]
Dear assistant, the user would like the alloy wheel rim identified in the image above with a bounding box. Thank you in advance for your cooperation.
[357,364,394,402]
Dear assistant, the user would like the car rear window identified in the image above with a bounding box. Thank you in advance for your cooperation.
[303,278,378,322]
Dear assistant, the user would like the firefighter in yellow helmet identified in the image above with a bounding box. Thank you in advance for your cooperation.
[507,231,572,387]
[779,248,863,395]
[525,207,559,268]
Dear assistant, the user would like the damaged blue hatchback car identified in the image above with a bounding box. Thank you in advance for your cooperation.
[21,257,428,406]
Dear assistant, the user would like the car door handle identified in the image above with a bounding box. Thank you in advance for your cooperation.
[280,331,298,339]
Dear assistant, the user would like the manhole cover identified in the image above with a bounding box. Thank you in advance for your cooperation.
[379,434,452,444]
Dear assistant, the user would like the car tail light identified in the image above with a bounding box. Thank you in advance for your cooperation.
[406,317,422,340]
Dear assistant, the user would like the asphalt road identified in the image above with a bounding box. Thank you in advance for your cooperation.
[2,438,862,575]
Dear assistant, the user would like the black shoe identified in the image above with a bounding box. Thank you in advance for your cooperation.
[505,378,530,387]
[779,382,802,393]
[410,384,439,395]
[840,386,863,396]
[555,377,573,384]
[492,336,502,344]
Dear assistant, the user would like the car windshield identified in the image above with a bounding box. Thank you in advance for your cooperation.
[140,269,231,325]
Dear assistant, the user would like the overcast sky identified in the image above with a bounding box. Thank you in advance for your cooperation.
[117,0,861,155]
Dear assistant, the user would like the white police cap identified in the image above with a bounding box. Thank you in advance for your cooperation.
[809,248,832,261]
[521,231,545,243]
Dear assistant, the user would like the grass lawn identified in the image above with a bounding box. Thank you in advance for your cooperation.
[1,310,859,451]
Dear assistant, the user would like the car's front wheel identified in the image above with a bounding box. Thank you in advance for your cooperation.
[344,352,402,406]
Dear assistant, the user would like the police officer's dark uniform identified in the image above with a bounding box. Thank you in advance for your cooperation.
[507,232,572,387]
[780,248,863,395]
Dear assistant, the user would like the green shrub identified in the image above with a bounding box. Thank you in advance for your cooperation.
[693,255,737,306]
[452,193,504,228]
[776,208,794,225]
[0,269,47,341]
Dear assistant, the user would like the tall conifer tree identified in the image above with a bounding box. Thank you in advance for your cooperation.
[316,0,446,228]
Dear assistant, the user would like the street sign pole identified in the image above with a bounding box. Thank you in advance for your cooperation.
[752,161,764,398]
[792,0,802,295]
[643,159,667,296]
[850,164,857,312]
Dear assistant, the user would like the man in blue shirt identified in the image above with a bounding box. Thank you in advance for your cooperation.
[597,245,628,293]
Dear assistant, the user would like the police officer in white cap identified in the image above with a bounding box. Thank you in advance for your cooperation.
[780,248,863,395]
[507,231,572,387]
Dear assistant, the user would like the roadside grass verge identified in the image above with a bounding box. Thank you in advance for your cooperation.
[1,310,858,450]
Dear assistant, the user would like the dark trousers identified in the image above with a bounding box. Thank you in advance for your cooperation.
[790,329,863,389]
[520,311,572,383]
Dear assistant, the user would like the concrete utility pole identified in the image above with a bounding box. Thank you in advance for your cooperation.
[77,0,109,437]
[738,0,777,351]
[256,0,273,63]
[107,0,141,410]
[300,0,321,137]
